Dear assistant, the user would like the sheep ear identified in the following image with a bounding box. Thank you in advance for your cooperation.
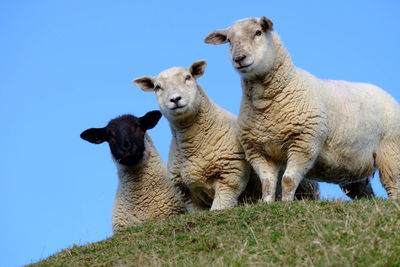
[260,16,273,32]
[204,29,229,45]
[139,110,162,130]
[80,128,108,144]
[189,60,207,79]
[133,76,155,92]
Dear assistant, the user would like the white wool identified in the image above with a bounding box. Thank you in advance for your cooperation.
[111,134,184,232]
[135,62,320,211]
[207,17,399,201]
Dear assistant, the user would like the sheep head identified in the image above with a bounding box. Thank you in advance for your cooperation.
[133,60,207,122]
[204,17,275,78]
[80,111,162,166]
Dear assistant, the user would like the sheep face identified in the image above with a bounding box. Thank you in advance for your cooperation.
[204,17,275,78]
[134,60,207,122]
[80,111,162,166]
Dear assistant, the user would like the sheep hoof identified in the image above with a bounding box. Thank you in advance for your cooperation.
[262,195,275,203]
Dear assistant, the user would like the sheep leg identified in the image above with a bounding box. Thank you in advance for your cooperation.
[239,167,263,202]
[168,165,205,212]
[241,138,279,202]
[211,167,250,210]
[281,151,317,201]
[339,178,375,199]
[171,177,205,212]
[211,182,240,210]
[248,154,279,203]
[376,139,400,199]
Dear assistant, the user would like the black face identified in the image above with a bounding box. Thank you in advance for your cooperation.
[106,115,146,166]
[80,111,162,167]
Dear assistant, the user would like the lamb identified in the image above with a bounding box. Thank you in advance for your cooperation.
[204,16,400,201]
[133,60,320,212]
[80,111,185,233]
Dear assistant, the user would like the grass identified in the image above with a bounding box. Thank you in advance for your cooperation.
[31,199,400,266]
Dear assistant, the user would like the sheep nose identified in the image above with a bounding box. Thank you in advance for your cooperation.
[234,54,246,64]
[122,139,131,152]
[170,96,182,104]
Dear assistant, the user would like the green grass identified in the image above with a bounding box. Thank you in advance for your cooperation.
[31,199,400,266]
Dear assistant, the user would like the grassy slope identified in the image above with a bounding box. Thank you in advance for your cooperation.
[32,199,400,266]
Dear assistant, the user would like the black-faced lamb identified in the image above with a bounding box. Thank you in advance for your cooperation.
[80,111,185,232]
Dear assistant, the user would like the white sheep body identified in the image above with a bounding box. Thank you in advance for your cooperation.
[167,84,252,210]
[112,134,185,232]
[134,62,320,211]
[240,34,400,191]
[205,17,399,200]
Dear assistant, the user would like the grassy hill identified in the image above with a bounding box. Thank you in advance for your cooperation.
[31,199,400,266]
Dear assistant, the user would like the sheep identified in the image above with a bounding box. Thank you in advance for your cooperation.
[204,16,400,201]
[133,60,320,212]
[80,111,185,233]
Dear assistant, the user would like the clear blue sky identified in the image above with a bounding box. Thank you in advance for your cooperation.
[1,1,399,266]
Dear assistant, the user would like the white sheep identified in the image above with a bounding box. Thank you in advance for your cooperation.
[204,16,399,201]
[134,60,320,211]
[80,111,185,233]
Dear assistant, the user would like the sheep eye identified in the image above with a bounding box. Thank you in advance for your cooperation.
[255,30,262,37]
[155,85,162,91]
[185,75,191,81]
